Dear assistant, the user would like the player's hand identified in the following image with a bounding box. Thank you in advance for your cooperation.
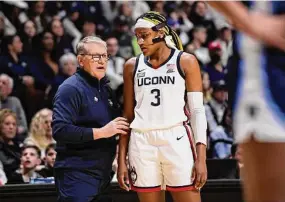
[249,12,285,51]
[191,159,207,190]
[117,160,130,191]
[101,117,130,138]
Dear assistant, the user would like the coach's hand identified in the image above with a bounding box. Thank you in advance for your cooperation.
[118,161,130,191]
[192,159,207,190]
[94,117,129,139]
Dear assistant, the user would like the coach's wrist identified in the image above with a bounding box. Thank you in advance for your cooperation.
[93,128,105,140]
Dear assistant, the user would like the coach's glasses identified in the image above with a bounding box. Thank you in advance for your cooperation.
[80,54,110,62]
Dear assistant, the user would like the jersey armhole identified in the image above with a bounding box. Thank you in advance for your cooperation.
[132,54,141,82]
[177,51,185,79]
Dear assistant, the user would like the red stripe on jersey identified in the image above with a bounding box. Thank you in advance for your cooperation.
[166,184,197,192]
[131,185,161,192]
[184,124,197,161]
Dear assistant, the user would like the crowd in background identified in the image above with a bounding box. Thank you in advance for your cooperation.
[0,1,240,185]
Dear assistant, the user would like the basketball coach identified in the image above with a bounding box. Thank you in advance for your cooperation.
[52,36,129,202]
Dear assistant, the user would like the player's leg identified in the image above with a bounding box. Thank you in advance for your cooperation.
[137,191,165,202]
[241,137,285,202]
[161,125,201,202]
[128,131,163,201]
[170,190,201,202]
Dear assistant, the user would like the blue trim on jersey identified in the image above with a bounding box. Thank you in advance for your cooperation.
[232,33,244,113]
[176,51,185,79]
[133,54,141,81]
[260,51,285,124]
[144,48,175,69]
[235,32,242,55]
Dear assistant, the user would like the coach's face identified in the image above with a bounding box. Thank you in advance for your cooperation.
[77,42,108,80]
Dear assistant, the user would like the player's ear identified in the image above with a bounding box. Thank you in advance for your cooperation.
[158,30,164,38]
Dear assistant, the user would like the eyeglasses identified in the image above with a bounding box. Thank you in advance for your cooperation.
[80,54,110,62]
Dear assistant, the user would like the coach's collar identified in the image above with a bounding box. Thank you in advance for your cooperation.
[77,68,109,87]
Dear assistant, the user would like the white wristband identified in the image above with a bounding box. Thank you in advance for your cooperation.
[187,92,207,145]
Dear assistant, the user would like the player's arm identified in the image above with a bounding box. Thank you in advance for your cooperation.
[180,53,207,190]
[117,57,136,191]
[207,1,285,51]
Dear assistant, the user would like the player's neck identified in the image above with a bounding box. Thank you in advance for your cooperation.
[148,45,171,66]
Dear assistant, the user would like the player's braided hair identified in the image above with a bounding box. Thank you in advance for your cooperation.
[136,11,183,51]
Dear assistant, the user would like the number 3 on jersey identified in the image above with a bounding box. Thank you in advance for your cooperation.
[151,89,160,106]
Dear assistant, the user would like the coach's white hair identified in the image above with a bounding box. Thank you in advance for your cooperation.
[76,36,107,55]
[59,52,78,69]
[0,74,14,89]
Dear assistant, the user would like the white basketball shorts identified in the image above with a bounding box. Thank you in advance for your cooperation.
[128,124,197,192]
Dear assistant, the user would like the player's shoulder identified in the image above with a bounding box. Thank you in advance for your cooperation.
[177,51,200,75]
[125,57,137,68]
[124,55,141,75]
[178,52,200,68]
[179,52,198,63]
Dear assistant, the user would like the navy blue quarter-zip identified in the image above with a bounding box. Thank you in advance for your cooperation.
[98,80,101,92]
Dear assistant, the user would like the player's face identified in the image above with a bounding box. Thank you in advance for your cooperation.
[135,28,161,56]
[77,43,108,80]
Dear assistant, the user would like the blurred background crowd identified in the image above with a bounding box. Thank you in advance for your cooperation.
[0,1,241,186]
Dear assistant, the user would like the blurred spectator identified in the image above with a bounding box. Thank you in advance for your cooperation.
[205,41,228,83]
[0,11,17,38]
[32,30,59,90]
[111,145,119,183]
[62,7,82,52]
[101,1,120,25]
[0,109,21,180]
[105,36,125,91]
[39,143,56,177]
[0,160,7,185]
[20,20,37,55]
[205,80,228,133]
[167,10,193,46]
[0,74,28,138]
[118,2,134,27]
[150,1,166,16]
[112,15,135,59]
[0,15,5,43]
[1,1,27,32]
[19,1,48,34]
[179,1,193,17]
[0,34,36,98]
[209,108,233,159]
[45,2,66,20]
[231,144,243,179]
[234,145,243,170]
[202,71,212,103]
[185,26,210,66]
[44,52,78,108]
[189,1,217,43]
[80,2,109,37]
[129,1,150,22]
[64,2,85,33]
[81,17,96,38]
[8,145,43,184]
[217,26,233,66]
[24,108,55,158]
[49,19,74,61]
[58,53,78,78]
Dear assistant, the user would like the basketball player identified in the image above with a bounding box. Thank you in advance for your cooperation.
[207,2,285,202]
[117,12,207,202]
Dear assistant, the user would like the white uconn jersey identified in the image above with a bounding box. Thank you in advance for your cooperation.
[131,49,188,131]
